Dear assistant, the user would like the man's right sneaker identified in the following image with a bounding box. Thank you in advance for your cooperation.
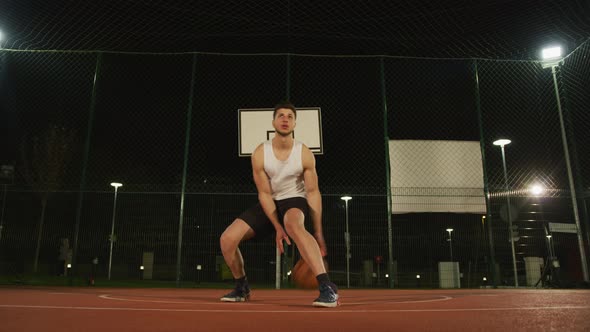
[220,285,251,302]
[312,282,340,308]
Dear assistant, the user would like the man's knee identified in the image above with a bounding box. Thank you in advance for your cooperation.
[220,219,253,251]
[219,234,230,253]
[220,225,239,250]
[284,209,305,235]
[285,208,304,221]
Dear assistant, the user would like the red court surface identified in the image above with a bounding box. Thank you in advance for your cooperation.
[1,287,589,331]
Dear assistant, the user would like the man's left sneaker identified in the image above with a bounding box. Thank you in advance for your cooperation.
[312,282,340,307]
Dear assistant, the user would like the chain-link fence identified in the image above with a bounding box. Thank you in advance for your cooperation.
[1,41,589,288]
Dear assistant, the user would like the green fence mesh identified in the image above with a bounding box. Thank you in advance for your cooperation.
[1,42,589,289]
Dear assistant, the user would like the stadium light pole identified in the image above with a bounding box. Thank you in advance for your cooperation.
[0,165,15,245]
[0,184,6,243]
[541,45,589,282]
[493,139,519,287]
[0,31,8,244]
[108,182,123,280]
[0,30,5,54]
[341,196,352,288]
[446,228,454,261]
[546,235,554,258]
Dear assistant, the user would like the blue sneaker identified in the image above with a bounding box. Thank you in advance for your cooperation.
[220,285,251,302]
[312,282,339,307]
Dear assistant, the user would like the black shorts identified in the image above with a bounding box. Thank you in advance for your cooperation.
[239,196,310,240]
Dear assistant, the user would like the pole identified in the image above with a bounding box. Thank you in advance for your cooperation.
[345,199,350,288]
[546,235,553,259]
[277,53,292,290]
[474,60,497,287]
[176,54,197,287]
[108,186,119,280]
[551,65,589,281]
[500,145,518,287]
[72,52,102,284]
[380,57,395,288]
[0,184,7,242]
[275,247,281,290]
[448,231,453,262]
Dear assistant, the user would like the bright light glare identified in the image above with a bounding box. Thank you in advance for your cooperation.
[67,264,72,268]
[446,228,454,233]
[340,196,352,201]
[416,274,421,279]
[483,276,487,281]
[530,184,544,196]
[542,46,562,60]
[493,139,511,146]
[140,265,144,270]
[110,182,123,188]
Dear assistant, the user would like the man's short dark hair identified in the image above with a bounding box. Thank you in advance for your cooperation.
[273,101,297,119]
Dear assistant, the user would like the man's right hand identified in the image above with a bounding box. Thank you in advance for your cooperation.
[275,227,291,254]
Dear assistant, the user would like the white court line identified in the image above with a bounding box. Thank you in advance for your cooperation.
[99,294,453,306]
[1,304,589,313]
[345,295,453,305]
[98,294,268,306]
[47,292,101,295]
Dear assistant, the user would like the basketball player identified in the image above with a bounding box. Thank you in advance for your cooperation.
[219,102,339,307]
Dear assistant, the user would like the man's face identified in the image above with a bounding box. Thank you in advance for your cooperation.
[272,108,296,137]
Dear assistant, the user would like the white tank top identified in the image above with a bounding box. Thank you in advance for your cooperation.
[263,140,307,200]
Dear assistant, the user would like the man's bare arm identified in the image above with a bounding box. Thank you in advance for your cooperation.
[302,145,326,256]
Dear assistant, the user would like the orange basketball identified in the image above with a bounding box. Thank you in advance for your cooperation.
[291,258,328,289]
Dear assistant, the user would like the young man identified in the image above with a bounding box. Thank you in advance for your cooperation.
[219,102,339,307]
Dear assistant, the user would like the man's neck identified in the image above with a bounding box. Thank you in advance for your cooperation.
[272,135,293,149]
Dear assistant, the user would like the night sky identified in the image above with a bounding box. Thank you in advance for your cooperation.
[0,1,589,58]
[0,1,589,285]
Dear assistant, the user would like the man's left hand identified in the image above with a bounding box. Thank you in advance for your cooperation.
[314,232,327,257]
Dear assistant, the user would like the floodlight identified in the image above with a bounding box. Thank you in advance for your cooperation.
[542,46,562,60]
[541,46,563,68]
[493,139,511,146]
[530,184,544,196]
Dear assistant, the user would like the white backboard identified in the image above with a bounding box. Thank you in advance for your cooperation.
[389,140,486,214]
[238,107,323,156]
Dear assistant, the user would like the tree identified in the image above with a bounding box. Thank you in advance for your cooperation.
[21,124,76,273]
